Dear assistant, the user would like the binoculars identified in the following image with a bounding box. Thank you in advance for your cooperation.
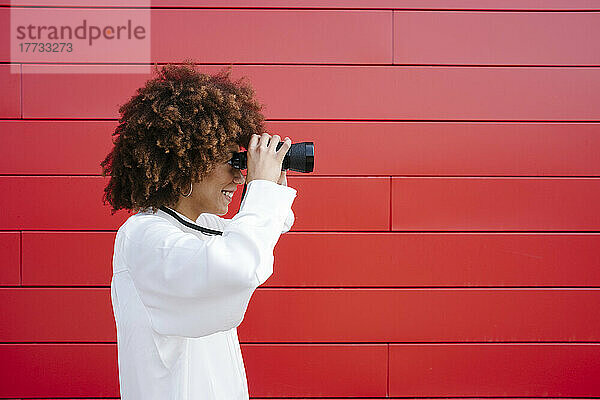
[228,141,314,173]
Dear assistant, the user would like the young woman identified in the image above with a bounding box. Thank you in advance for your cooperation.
[101,61,296,399]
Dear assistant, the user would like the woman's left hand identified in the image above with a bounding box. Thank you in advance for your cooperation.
[277,170,287,186]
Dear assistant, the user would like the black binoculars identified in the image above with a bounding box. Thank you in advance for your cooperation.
[228,141,314,173]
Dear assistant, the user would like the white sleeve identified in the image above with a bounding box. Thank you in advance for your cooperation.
[123,179,297,338]
[211,189,295,233]
[281,209,294,233]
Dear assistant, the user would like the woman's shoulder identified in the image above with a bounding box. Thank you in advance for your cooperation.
[114,210,205,268]
[117,209,230,246]
[117,209,189,244]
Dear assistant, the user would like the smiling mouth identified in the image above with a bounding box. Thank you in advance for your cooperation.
[221,190,234,202]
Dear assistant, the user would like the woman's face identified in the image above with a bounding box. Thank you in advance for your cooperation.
[189,144,245,216]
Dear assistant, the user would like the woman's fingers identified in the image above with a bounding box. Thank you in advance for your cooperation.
[277,170,288,186]
[268,135,281,152]
[246,133,292,184]
[259,132,271,148]
[276,137,292,160]
[249,133,260,149]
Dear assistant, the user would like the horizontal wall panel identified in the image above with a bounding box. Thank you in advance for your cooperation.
[2,0,599,9]
[242,289,600,342]
[0,120,115,175]
[153,0,600,9]
[278,177,389,230]
[22,64,600,120]
[0,176,131,230]
[271,233,600,287]
[0,9,390,64]
[150,9,390,64]
[22,65,151,119]
[0,344,118,398]
[0,289,115,342]
[4,121,600,176]
[392,177,600,231]
[0,344,386,398]
[389,344,600,397]
[22,232,115,286]
[0,176,388,231]
[24,232,600,287]
[4,288,600,342]
[0,64,20,118]
[244,344,387,397]
[0,232,20,286]
[281,121,600,176]
[2,344,597,397]
[394,12,600,65]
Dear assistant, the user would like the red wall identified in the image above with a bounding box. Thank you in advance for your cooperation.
[1,1,600,398]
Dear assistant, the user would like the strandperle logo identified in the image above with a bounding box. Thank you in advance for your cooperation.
[10,6,151,73]
[15,19,146,46]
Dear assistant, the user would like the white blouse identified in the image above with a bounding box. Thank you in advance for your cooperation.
[110,179,297,399]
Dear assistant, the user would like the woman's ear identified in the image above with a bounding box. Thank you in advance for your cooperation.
[180,180,193,197]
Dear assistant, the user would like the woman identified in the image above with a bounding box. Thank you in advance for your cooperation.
[100,61,297,399]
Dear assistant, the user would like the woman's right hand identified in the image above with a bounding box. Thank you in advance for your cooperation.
[246,133,291,184]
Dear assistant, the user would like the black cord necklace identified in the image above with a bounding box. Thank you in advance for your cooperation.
[159,206,223,236]
[158,182,248,236]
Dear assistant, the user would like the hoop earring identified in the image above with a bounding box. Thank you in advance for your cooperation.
[182,182,193,197]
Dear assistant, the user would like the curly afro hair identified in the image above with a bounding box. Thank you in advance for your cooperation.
[100,60,269,214]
